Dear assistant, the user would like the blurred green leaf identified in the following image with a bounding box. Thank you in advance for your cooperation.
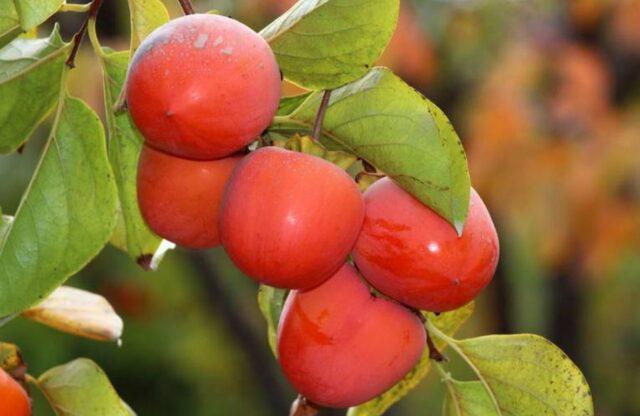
[0,0,21,48]
[277,92,312,116]
[0,96,118,316]
[454,334,594,416]
[270,67,471,232]
[257,285,287,356]
[443,380,497,416]
[100,49,162,261]
[14,0,64,30]
[0,25,70,154]
[347,302,474,416]
[37,358,131,416]
[127,0,170,51]
[261,0,399,89]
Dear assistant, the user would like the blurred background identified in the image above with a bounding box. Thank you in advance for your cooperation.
[1,0,639,414]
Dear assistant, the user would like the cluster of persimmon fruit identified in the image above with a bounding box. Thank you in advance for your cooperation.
[125,13,500,408]
[0,14,502,413]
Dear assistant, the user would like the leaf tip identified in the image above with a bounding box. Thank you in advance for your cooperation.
[454,220,464,237]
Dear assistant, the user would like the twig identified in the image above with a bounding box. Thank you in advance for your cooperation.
[311,90,332,141]
[290,395,321,416]
[177,0,195,14]
[65,0,103,68]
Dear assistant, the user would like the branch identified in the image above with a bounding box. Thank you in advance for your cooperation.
[177,0,195,14]
[311,90,332,141]
[185,251,290,413]
[65,0,103,68]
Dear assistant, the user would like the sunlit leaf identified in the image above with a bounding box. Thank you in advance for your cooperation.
[22,286,123,342]
[0,0,21,48]
[443,380,497,416]
[14,0,64,30]
[261,0,399,89]
[347,302,475,416]
[0,25,70,153]
[99,49,162,262]
[455,334,594,416]
[37,358,131,416]
[127,0,170,51]
[0,96,118,316]
[270,67,471,232]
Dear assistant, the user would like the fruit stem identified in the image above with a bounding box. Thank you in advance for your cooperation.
[426,326,447,362]
[289,395,320,416]
[407,306,447,362]
[177,0,196,15]
[65,0,103,68]
[311,90,332,142]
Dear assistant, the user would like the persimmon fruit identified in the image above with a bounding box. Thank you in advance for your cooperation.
[277,264,425,407]
[126,14,281,159]
[0,369,30,416]
[219,147,364,289]
[352,178,499,312]
[137,145,241,248]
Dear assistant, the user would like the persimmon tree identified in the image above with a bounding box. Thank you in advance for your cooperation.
[0,0,594,415]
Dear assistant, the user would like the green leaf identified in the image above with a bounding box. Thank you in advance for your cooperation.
[0,0,21,48]
[261,0,399,89]
[443,380,497,416]
[0,215,13,242]
[347,302,474,416]
[277,92,312,116]
[0,96,119,316]
[37,358,130,416]
[257,285,287,356]
[455,334,594,416]
[270,67,471,232]
[0,25,70,154]
[99,49,162,261]
[277,134,358,170]
[127,0,170,51]
[14,0,64,30]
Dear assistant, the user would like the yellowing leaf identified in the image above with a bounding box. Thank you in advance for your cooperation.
[454,334,594,416]
[22,286,123,342]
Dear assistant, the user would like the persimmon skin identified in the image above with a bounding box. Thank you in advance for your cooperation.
[126,14,281,159]
[219,147,364,289]
[0,369,30,416]
[137,145,241,248]
[277,264,425,408]
[353,178,499,312]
